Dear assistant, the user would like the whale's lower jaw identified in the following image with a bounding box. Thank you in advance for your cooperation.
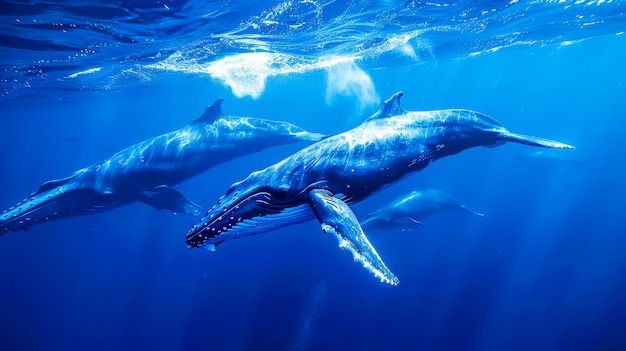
[187,203,316,248]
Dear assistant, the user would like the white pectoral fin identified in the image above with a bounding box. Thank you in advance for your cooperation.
[308,189,399,286]
[140,185,202,216]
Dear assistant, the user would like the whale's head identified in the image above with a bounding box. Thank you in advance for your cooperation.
[186,168,321,250]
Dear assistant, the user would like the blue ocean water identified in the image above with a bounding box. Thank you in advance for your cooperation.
[1,0,625,350]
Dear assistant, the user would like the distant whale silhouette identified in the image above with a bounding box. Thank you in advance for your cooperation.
[0,99,325,235]
[185,92,574,285]
[361,186,484,233]
[514,149,590,166]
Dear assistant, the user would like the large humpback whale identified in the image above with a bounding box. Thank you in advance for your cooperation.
[0,99,324,235]
[185,92,574,285]
[361,186,484,233]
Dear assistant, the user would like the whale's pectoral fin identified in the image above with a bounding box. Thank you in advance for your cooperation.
[307,189,399,286]
[139,185,201,216]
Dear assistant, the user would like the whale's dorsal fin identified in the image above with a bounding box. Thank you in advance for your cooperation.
[366,91,406,121]
[193,98,225,124]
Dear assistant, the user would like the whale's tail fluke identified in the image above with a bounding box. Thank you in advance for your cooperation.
[498,131,575,149]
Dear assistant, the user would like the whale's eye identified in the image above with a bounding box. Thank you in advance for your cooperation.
[275,186,290,199]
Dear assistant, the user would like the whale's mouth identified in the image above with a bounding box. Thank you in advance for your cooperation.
[185,189,314,249]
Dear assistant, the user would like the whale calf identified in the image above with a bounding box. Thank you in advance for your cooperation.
[0,99,325,235]
[185,92,574,285]
[361,187,484,233]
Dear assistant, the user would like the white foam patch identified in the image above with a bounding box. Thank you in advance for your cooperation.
[383,33,420,60]
[147,51,358,99]
[367,30,430,61]
[204,52,275,99]
[67,67,102,79]
[324,61,379,113]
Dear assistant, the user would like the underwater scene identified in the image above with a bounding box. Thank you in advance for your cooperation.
[1,0,625,350]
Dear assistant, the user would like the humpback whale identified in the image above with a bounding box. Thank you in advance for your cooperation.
[361,187,484,233]
[0,99,325,235]
[185,92,574,285]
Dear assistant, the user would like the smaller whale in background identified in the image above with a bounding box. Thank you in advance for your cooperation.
[361,186,484,233]
[0,99,325,236]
